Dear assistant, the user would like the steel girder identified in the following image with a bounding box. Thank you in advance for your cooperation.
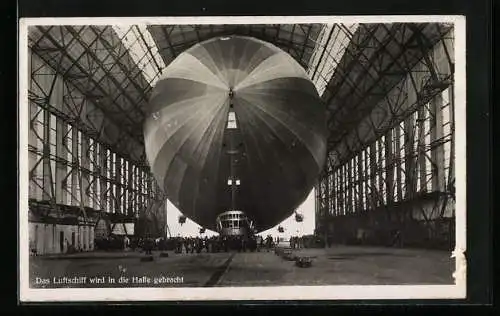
[147,24,322,71]
[28,23,325,167]
[28,45,159,219]
[316,23,456,235]
[26,23,326,230]
[28,25,153,166]
[324,23,453,151]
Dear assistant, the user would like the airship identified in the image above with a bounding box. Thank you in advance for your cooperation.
[143,35,327,236]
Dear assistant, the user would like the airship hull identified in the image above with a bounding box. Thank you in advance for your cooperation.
[144,36,327,232]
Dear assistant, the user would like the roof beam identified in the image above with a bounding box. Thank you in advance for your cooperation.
[324,24,381,104]
[299,25,313,64]
[327,25,435,147]
[34,26,142,144]
[89,26,150,107]
[112,25,165,87]
[135,25,164,78]
[161,25,178,58]
[30,46,143,164]
[65,26,145,122]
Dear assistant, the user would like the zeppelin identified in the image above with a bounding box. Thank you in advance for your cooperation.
[143,35,327,234]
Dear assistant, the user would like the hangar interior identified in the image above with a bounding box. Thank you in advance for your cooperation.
[26,23,455,255]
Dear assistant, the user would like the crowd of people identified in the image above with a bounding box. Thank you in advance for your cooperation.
[168,235,273,253]
[95,234,281,252]
[289,236,305,249]
[93,234,315,253]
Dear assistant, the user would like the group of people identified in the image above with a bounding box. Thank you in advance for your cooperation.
[171,235,260,253]
[93,234,312,254]
[133,234,279,254]
[289,236,305,249]
[95,235,130,251]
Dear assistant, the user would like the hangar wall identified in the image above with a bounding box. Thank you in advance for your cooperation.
[27,47,160,254]
[28,222,95,255]
[316,27,455,250]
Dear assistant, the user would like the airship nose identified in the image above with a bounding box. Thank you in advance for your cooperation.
[144,36,326,232]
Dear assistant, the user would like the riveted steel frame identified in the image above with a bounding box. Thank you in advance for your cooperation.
[316,23,456,239]
[27,26,162,221]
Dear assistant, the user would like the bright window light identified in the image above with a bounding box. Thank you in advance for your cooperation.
[307,24,359,96]
[112,25,166,87]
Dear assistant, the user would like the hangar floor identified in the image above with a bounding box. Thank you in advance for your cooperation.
[29,245,454,288]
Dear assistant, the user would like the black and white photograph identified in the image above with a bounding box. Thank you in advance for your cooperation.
[18,16,466,302]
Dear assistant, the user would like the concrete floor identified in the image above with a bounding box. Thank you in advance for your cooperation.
[29,245,455,288]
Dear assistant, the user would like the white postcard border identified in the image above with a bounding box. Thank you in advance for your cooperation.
[18,15,467,302]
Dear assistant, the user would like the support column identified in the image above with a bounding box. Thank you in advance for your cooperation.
[347,159,352,214]
[115,156,122,214]
[71,127,78,205]
[89,226,94,251]
[369,143,377,208]
[432,94,446,192]
[81,135,90,207]
[29,102,44,200]
[57,120,67,204]
[330,164,336,216]
[357,150,364,212]
[99,146,107,212]
[386,130,393,204]
[417,106,426,193]
[42,108,52,201]
[404,112,415,199]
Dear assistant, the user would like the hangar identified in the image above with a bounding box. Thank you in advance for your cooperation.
[24,20,457,287]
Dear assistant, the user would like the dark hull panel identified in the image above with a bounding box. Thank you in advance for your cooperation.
[144,36,327,232]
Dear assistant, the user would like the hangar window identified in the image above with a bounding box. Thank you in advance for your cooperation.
[134,167,139,191]
[374,140,380,207]
[77,130,82,165]
[442,89,451,137]
[96,177,101,209]
[390,128,397,202]
[49,114,57,193]
[125,160,129,186]
[88,139,95,209]
[366,146,371,176]
[111,153,116,179]
[412,111,420,154]
[381,136,387,204]
[64,126,72,204]
[342,164,347,215]
[416,163,421,192]
[423,105,433,192]
[334,170,339,214]
[400,122,407,200]
[359,152,365,209]
[309,24,359,96]
[441,88,452,186]
[112,25,165,87]
[362,180,367,209]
